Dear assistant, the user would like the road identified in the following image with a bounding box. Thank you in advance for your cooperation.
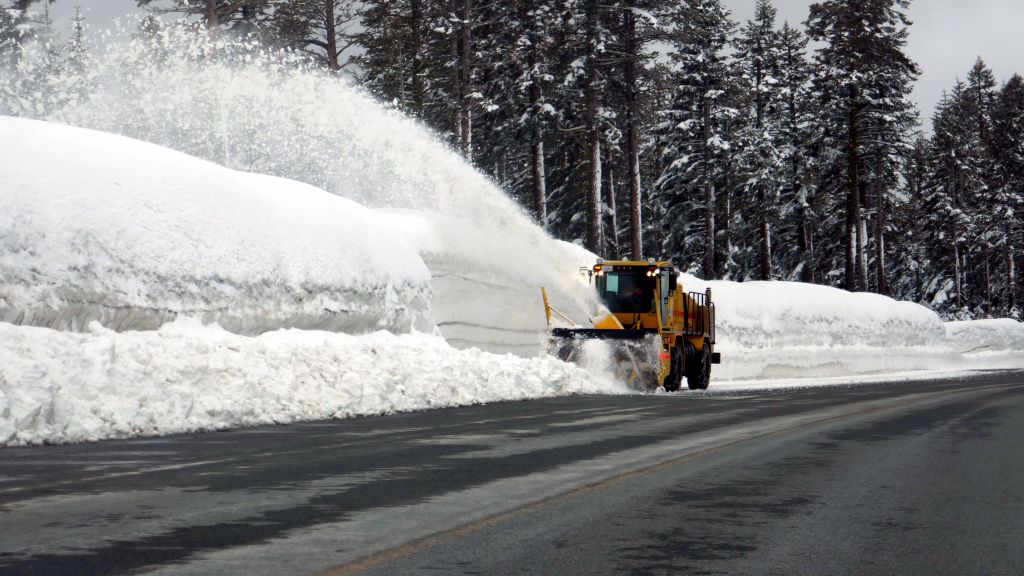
[1,371,1023,575]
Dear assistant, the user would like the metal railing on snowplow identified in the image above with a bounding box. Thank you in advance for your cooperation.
[683,290,716,344]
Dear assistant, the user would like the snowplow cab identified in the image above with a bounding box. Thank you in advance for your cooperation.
[543,259,719,391]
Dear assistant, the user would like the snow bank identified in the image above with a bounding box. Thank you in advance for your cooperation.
[0,117,432,335]
[678,274,956,380]
[0,320,623,446]
[945,319,1024,356]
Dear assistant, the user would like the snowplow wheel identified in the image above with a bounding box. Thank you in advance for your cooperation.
[686,342,711,391]
[698,343,711,390]
[664,344,683,392]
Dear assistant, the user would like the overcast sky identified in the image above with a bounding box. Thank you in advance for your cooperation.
[52,0,1024,126]
[726,0,1024,125]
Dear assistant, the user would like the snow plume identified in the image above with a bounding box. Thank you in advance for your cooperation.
[0,22,597,353]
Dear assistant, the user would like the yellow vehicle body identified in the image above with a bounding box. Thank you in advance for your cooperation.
[544,259,719,391]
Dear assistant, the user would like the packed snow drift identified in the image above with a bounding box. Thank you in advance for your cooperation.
[678,275,957,380]
[0,117,432,335]
[946,319,1024,356]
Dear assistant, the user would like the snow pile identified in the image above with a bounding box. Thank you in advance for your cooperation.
[0,320,623,446]
[0,117,432,335]
[0,28,595,353]
[945,319,1024,356]
[678,274,956,380]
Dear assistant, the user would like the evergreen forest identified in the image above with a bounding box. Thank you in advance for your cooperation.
[2,0,1023,320]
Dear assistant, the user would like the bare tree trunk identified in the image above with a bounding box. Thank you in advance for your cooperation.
[584,0,603,254]
[790,71,811,283]
[206,0,218,31]
[1008,219,1017,312]
[753,35,771,281]
[845,84,861,291]
[954,243,963,310]
[605,145,620,258]
[409,0,424,115]
[874,155,889,294]
[858,180,869,291]
[951,167,962,310]
[448,0,461,147]
[526,6,547,229]
[703,82,715,279]
[984,242,992,316]
[623,4,643,259]
[459,0,472,159]
[324,0,340,71]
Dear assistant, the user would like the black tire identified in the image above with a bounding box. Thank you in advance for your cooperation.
[686,342,711,391]
[698,343,712,390]
[664,344,683,392]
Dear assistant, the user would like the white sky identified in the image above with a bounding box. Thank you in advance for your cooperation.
[50,0,1024,126]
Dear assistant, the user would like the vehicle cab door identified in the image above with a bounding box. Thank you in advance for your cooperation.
[659,268,674,326]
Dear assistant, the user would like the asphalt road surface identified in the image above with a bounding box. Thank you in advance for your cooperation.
[2,371,1023,575]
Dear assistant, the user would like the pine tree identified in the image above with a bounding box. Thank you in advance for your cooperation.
[137,0,270,36]
[0,4,19,68]
[925,83,984,314]
[734,0,784,280]
[889,134,930,303]
[806,0,919,293]
[655,0,736,277]
[992,74,1024,316]
[775,21,815,282]
[273,0,357,71]
[964,58,999,313]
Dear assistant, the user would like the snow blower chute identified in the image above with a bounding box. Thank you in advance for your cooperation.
[543,259,720,391]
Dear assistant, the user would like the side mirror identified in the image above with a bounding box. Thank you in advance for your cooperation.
[668,273,677,293]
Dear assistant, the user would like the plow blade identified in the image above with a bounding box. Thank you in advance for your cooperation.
[549,328,663,390]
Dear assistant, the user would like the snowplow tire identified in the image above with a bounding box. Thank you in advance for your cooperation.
[686,343,711,391]
[698,343,712,390]
[665,344,683,392]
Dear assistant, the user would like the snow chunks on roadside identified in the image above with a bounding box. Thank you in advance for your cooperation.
[0,320,623,446]
[0,117,433,335]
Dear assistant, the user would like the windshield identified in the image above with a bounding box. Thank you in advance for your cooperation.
[596,269,655,314]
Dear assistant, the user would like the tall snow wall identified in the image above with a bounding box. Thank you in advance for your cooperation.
[0,30,596,349]
[0,117,434,335]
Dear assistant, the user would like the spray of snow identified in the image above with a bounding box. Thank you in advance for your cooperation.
[0,23,598,353]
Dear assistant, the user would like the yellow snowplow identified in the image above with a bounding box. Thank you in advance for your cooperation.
[543,259,719,391]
